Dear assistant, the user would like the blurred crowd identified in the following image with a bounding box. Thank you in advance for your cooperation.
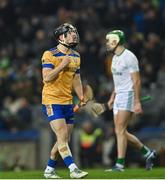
[0,0,165,168]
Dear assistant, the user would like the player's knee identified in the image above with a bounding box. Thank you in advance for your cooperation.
[115,127,127,136]
[115,120,126,133]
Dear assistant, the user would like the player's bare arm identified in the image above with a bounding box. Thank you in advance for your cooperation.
[73,73,84,102]
[43,56,71,82]
[108,89,115,109]
[131,72,143,114]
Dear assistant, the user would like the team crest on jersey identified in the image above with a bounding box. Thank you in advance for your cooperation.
[46,105,54,116]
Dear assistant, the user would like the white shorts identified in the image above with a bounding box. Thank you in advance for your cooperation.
[113,91,134,115]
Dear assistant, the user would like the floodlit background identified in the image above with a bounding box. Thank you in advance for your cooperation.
[0,0,165,171]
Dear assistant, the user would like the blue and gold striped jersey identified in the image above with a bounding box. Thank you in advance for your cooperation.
[41,47,80,105]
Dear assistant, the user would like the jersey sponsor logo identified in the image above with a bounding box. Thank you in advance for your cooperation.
[63,67,77,72]
[112,67,122,76]
[113,72,122,75]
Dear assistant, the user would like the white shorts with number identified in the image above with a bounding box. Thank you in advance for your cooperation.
[113,91,134,115]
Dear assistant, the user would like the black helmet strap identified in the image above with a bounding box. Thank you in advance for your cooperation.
[58,32,78,48]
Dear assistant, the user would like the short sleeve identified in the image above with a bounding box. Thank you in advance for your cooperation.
[126,53,139,73]
[41,51,55,69]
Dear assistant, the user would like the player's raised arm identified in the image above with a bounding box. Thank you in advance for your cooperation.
[42,53,71,82]
[107,89,115,110]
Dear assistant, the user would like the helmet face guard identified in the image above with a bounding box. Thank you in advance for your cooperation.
[54,23,79,48]
[106,30,126,53]
[106,30,126,45]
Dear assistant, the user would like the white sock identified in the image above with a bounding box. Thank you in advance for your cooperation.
[45,166,54,173]
[68,163,78,172]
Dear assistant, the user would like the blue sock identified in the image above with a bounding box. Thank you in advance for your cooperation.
[47,158,57,168]
[63,156,74,167]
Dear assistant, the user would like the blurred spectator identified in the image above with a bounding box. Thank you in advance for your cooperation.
[78,121,103,167]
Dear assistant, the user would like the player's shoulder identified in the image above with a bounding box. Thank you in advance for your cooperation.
[48,46,62,56]
[125,49,137,59]
[42,50,51,60]
[43,46,60,56]
[124,49,139,66]
[70,49,80,58]
[42,47,55,55]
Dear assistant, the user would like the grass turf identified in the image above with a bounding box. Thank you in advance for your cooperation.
[0,168,165,179]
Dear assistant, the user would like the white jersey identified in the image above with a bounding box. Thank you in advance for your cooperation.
[111,49,139,93]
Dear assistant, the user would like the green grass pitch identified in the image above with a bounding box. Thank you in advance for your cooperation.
[0,168,165,179]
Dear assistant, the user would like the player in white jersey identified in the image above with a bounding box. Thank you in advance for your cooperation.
[105,30,156,171]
